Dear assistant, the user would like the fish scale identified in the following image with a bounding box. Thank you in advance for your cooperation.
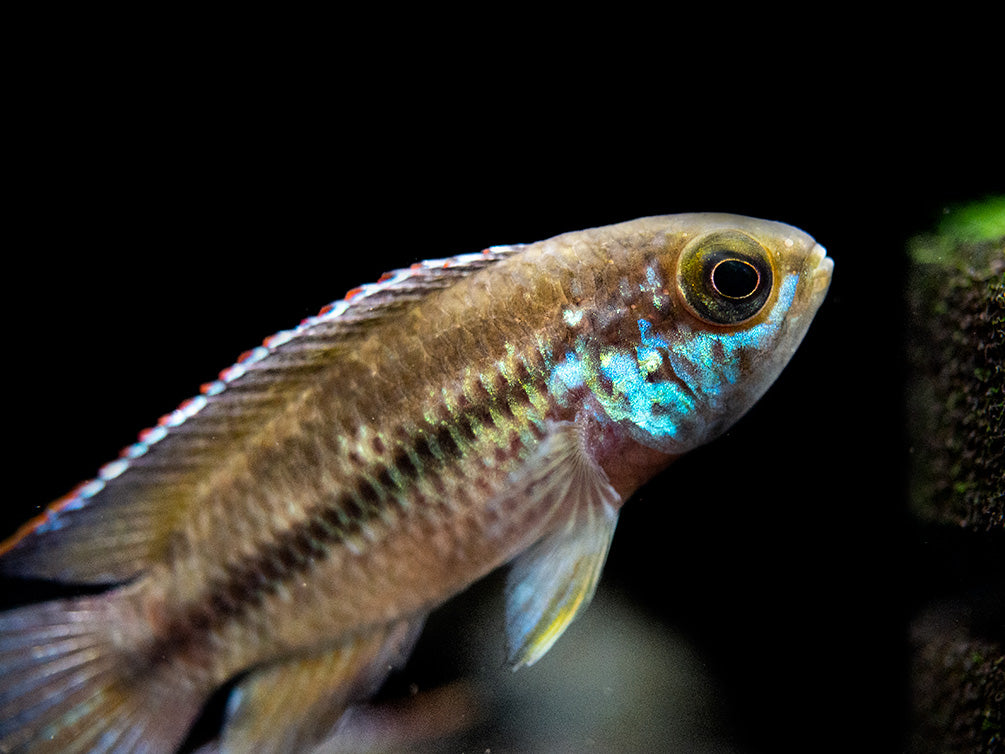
[266,355,549,629]
[153,343,559,681]
[0,214,832,752]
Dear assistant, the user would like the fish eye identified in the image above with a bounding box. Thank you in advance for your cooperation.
[677,231,773,325]
[711,258,760,299]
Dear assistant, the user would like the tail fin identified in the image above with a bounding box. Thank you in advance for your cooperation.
[0,594,205,753]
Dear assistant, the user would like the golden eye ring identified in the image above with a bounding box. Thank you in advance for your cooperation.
[677,231,773,325]
[710,258,761,300]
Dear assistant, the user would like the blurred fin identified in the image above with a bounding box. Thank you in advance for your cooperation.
[0,483,185,585]
[312,680,483,753]
[0,594,204,753]
[220,618,424,754]
[503,420,621,669]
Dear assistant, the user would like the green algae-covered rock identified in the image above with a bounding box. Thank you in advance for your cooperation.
[906,196,1004,531]
[906,196,1004,754]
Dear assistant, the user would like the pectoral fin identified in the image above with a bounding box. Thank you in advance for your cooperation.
[219,618,423,754]
[503,420,622,669]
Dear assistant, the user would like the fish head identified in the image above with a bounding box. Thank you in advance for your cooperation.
[583,213,833,455]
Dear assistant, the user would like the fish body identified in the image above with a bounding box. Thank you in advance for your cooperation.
[0,214,832,752]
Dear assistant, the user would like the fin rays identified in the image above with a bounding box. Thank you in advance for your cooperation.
[499,420,623,669]
[220,618,425,753]
[0,595,206,753]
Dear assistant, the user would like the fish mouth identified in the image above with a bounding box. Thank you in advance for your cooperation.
[808,242,833,295]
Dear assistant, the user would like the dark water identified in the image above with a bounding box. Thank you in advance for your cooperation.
[3,115,1001,751]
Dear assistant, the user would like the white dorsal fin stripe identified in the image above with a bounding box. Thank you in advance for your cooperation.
[103,246,525,487]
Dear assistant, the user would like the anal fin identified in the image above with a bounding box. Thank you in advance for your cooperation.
[311,680,482,753]
[218,618,424,754]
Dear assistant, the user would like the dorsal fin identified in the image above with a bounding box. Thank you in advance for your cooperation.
[0,245,525,584]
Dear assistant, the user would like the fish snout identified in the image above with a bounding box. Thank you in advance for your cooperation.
[808,242,833,294]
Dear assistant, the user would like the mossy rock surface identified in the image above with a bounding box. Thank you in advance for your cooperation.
[906,196,1004,531]
[911,607,1004,754]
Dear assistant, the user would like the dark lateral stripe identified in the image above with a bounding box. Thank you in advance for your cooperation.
[375,465,396,490]
[413,433,438,466]
[390,447,421,481]
[159,489,365,643]
[431,424,461,458]
[147,409,480,659]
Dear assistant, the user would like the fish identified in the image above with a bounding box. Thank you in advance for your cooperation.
[0,213,832,753]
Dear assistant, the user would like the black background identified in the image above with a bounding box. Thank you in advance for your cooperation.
[3,32,1002,752]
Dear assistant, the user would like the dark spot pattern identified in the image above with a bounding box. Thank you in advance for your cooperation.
[390,447,421,481]
[375,465,396,490]
[431,424,461,459]
[414,433,438,466]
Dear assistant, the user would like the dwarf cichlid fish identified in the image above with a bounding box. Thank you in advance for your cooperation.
[0,214,832,752]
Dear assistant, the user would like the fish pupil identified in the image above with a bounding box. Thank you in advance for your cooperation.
[711,258,759,299]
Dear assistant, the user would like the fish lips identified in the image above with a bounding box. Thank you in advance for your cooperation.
[809,242,834,297]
